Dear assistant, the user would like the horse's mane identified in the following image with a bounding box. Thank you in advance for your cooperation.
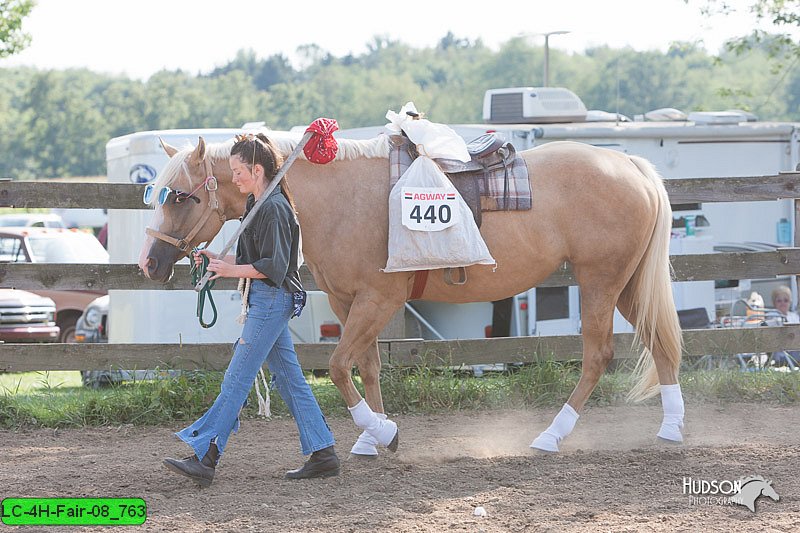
[740,476,769,485]
[268,132,390,162]
[154,132,390,193]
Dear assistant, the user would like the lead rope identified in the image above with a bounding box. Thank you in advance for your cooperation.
[236,277,251,324]
[254,366,271,418]
[237,277,271,417]
[190,246,217,328]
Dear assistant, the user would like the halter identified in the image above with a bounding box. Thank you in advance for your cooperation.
[145,158,226,253]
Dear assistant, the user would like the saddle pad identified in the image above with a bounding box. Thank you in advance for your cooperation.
[389,136,532,211]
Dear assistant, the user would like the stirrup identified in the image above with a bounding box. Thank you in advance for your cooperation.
[444,267,467,285]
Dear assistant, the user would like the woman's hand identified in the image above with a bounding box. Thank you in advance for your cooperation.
[193,250,238,279]
[206,257,238,280]
[192,249,214,269]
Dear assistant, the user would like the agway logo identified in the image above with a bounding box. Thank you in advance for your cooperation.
[403,192,456,201]
[683,476,780,512]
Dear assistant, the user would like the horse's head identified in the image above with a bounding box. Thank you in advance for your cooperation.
[138,137,234,282]
[761,480,780,501]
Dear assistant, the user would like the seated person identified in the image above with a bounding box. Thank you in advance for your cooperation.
[770,286,799,367]
[772,286,799,323]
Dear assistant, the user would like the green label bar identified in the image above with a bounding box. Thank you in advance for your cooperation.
[1,498,146,526]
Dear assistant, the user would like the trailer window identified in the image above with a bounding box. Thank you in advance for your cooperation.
[536,287,569,321]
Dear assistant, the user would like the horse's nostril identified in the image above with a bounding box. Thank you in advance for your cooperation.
[146,257,157,272]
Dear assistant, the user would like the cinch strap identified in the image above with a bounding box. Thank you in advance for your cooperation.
[410,270,429,300]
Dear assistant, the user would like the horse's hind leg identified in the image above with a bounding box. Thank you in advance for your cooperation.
[531,283,618,453]
[617,285,685,443]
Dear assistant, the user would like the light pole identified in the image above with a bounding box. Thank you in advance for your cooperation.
[541,30,570,87]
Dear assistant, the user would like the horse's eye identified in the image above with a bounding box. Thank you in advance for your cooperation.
[172,191,200,205]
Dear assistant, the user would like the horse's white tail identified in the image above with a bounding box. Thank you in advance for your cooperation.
[625,156,683,402]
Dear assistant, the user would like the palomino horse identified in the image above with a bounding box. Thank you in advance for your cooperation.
[139,133,685,455]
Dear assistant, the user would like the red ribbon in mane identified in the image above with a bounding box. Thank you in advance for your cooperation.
[304,118,339,164]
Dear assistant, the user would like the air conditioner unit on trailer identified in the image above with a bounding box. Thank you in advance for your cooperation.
[483,87,588,124]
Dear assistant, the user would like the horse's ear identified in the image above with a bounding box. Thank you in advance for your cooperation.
[189,136,206,163]
[159,137,179,158]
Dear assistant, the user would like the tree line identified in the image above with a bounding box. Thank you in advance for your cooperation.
[1,33,799,179]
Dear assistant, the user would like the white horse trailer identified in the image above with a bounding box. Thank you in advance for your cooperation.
[339,88,800,343]
[106,126,341,348]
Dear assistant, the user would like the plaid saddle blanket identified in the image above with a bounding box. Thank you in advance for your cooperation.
[389,134,532,213]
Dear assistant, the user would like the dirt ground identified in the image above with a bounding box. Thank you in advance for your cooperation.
[1,403,798,532]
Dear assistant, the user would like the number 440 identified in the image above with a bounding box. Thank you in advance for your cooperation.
[409,204,452,224]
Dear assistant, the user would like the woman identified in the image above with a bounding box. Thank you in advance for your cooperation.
[771,285,799,323]
[163,133,339,486]
[771,285,799,368]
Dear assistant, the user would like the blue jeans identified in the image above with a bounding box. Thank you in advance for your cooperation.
[176,282,335,462]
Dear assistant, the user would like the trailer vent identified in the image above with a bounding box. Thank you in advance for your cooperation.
[489,92,524,123]
[483,87,587,124]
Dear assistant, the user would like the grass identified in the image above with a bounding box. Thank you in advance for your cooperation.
[0,362,798,429]
[0,371,83,392]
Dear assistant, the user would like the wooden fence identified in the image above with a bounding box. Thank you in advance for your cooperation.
[1,174,800,372]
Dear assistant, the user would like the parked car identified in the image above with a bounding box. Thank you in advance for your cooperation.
[51,208,107,231]
[0,213,66,228]
[0,289,59,343]
[75,294,108,344]
[75,294,113,387]
[0,227,108,342]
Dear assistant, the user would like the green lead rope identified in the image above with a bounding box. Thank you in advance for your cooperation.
[191,246,217,328]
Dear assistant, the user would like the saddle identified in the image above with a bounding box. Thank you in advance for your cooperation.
[395,133,517,228]
[388,132,531,293]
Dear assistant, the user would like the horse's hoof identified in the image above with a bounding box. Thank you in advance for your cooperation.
[531,447,558,455]
[348,453,378,461]
[387,430,399,453]
[657,423,684,443]
[656,436,684,445]
[530,433,559,453]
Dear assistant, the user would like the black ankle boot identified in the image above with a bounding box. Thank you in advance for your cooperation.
[285,446,340,480]
[163,442,218,487]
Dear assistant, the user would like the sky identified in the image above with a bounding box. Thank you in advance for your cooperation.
[0,0,776,80]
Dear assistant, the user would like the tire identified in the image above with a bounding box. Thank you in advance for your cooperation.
[81,371,115,389]
[57,314,79,344]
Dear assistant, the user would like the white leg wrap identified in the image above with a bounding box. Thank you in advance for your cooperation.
[348,399,397,447]
[656,383,685,442]
[349,413,384,456]
[530,403,579,453]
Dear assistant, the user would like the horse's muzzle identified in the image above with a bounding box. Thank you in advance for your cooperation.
[141,254,174,283]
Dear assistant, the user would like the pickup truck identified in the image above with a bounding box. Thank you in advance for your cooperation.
[0,289,60,343]
[0,227,108,342]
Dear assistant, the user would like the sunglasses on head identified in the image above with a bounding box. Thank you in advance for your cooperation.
[142,185,200,206]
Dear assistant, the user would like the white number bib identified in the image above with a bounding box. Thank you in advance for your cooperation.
[400,186,460,231]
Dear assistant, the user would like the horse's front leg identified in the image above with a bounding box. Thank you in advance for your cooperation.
[328,290,404,453]
[327,295,387,457]
[349,340,390,458]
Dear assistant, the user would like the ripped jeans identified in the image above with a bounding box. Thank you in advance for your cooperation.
[176,281,335,462]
